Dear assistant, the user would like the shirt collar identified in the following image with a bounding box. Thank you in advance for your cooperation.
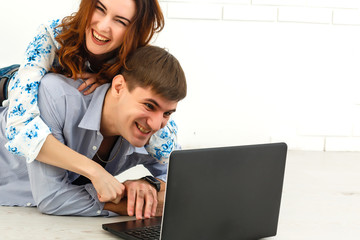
[125,145,149,156]
[77,83,149,156]
[78,83,110,131]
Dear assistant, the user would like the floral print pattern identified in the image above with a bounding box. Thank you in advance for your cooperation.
[145,119,181,164]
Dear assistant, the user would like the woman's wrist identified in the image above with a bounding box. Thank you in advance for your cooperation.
[81,158,103,181]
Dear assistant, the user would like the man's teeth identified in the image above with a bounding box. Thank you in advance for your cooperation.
[137,124,150,134]
[93,31,109,42]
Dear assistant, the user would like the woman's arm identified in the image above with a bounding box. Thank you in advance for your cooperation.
[27,153,118,216]
[38,134,125,203]
[4,20,124,203]
[5,19,61,161]
[145,119,181,164]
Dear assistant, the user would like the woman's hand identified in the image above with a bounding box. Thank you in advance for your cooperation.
[74,73,102,95]
[38,135,125,203]
[90,168,125,204]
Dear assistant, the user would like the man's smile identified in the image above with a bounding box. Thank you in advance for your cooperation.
[136,122,151,134]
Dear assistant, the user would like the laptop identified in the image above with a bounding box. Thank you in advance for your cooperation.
[103,142,287,240]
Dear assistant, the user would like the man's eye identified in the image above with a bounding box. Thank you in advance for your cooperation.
[164,112,172,117]
[145,103,154,110]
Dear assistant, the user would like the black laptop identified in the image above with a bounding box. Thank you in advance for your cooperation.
[103,142,287,240]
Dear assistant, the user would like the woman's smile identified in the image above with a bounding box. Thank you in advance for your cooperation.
[92,29,110,43]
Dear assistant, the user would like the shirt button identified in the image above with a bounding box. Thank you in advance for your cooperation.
[97,210,101,215]
[92,146,97,151]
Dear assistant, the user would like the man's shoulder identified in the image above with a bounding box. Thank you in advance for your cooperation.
[39,73,82,98]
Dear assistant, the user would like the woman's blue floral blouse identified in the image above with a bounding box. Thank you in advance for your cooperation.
[3,19,180,164]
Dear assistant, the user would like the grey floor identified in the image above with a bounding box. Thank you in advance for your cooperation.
[1,150,359,239]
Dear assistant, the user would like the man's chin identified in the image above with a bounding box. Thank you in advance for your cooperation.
[129,138,149,148]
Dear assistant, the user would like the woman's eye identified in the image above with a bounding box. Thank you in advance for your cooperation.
[96,6,105,13]
[116,19,127,26]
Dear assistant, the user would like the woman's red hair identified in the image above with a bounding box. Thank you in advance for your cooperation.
[53,0,164,83]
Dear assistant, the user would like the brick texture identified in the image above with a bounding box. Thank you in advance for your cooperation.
[161,0,360,25]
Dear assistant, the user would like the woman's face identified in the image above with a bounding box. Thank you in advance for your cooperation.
[85,0,136,55]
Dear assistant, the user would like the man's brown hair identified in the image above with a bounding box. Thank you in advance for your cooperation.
[121,45,187,101]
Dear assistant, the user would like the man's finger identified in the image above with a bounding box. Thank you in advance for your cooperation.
[135,190,145,219]
[143,190,156,218]
[151,191,158,217]
[127,188,136,216]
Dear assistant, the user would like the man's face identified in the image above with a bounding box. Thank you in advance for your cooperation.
[111,82,178,147]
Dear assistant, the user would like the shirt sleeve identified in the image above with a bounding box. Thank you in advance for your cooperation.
[129,152,168,182]
[145,119,181,165]
[4,19,61,163]
[27,159,113,216]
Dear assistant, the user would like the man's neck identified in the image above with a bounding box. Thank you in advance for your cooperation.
[94,136,119,164]
[100,89,116,136]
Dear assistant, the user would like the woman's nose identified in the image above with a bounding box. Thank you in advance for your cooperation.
[97,16,111,33]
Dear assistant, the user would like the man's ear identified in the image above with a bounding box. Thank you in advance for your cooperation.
[111,75,126,96]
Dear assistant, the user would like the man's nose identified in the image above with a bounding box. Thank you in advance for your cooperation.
[148,113,164,132]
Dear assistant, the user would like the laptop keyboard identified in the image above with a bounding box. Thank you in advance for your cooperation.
[124,225,161,240]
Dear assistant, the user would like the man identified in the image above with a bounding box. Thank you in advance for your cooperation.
[0,46,187,219]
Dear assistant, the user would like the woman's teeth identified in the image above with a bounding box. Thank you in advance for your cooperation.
[93,31,109,42]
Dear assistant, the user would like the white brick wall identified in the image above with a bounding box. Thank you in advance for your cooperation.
[223,6,277,22]
[326,137,360,151]
[161,0,360,25]
[278,7,333,24]
[157,0,360,152]
[308,0,359,9]
[333,9,360,25]
[167,3,222,20]
[252,0,306,6]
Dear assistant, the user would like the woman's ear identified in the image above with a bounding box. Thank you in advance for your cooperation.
[111,74,126,96]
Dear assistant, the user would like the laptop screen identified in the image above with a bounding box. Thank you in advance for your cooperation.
[103,142,287,240]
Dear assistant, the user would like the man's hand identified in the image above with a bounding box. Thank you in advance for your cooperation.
[90,168,125,204]
[103,180,165,218]
[124,179,161,219]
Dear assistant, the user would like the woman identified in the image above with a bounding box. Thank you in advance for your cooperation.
[2,0,179,204]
